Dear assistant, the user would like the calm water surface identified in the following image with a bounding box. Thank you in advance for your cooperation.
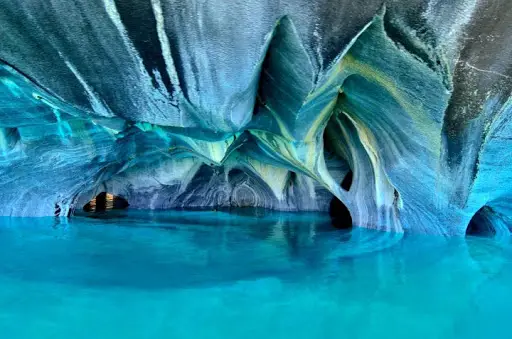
[0,210,510,339]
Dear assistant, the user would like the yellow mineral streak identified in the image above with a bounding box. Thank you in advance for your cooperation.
[249,130,347,202]
[303,95,338,142]
[343,112,396,208]
[342,53,441,154]
[247,158,289,200]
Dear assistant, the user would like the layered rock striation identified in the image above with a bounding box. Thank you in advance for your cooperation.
[0,0,511,236]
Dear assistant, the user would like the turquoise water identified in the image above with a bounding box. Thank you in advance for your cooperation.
[0,210,511,339]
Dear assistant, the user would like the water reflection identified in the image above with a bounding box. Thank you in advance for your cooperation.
[2,211,512,338]
[0,210,510,293]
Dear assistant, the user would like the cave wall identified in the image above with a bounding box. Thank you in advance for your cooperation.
[0,0,511,236]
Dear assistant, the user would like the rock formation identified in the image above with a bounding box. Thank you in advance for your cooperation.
[0,0,510,236]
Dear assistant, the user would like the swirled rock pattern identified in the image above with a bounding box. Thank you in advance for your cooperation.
[0,0,511,236]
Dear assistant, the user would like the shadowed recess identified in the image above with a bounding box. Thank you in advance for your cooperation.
[466,206,497,237]
[329,197,353,229]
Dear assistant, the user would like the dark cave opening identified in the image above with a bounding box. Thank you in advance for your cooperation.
[329,197,353,230]
[83,192,129,212]
[228,168,245,180]
[341,170,353,191]
[466,206,496,237]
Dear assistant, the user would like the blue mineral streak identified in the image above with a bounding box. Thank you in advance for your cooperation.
[0,0,511,236]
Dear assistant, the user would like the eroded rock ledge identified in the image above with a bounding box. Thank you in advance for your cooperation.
[0,0,511,236]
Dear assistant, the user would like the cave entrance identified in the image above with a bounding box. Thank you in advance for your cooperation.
[329,197,353,229]
[341,170,353,191]
[83,192,129,212]
[329,169,354,229]
[466,206,496,237]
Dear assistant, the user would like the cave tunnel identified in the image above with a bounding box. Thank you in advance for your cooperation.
[466,206,496,237]
[341,170,353,191]
[329,171,354,229]
[83,192,129,213]
[329,197,353,229]
[329,185,353,231]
